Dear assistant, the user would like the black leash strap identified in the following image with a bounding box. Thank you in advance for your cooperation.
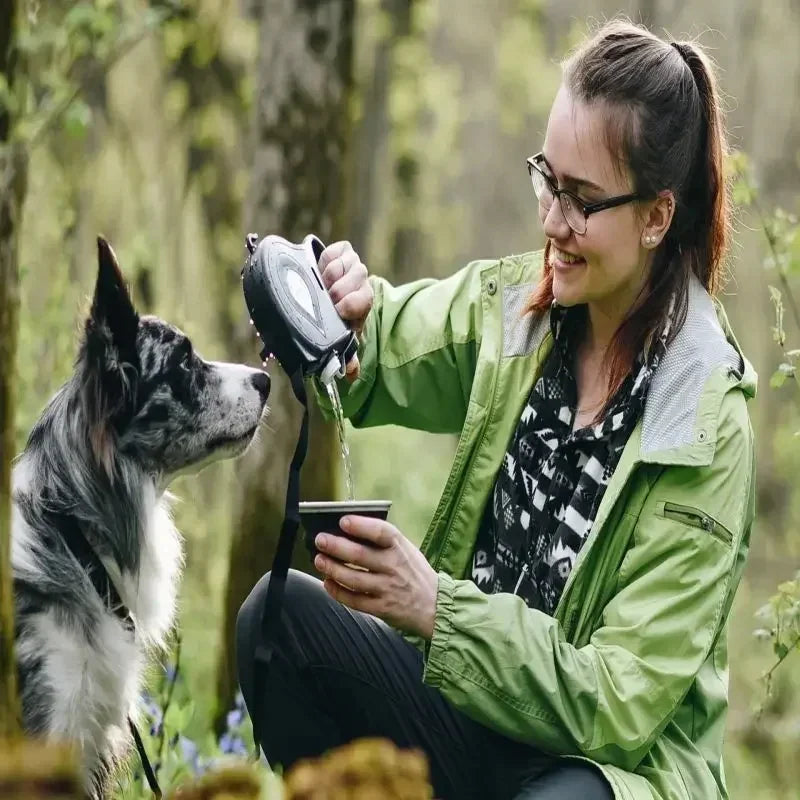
[52,509,162,797]
[251,367,310,757]
[129,717,162,797]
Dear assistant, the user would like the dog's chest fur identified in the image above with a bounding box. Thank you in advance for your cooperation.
[13,469,183,781]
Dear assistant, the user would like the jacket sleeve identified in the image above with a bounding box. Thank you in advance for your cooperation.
[311,259,492,434]
[421,390,754,771]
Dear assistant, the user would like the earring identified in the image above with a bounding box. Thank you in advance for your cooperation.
[644,234,656,247]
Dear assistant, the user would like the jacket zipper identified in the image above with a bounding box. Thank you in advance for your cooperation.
[660,501,733,546]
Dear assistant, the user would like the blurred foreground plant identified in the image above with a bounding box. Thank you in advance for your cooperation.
[166,738,433,800]
[115,633,434,798]
[0,738,81,798]
[282,738,432,800]
[730,151,800,695]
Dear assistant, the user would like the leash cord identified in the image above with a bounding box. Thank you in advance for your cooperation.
[129,716,162,798]
[250,368,309,758]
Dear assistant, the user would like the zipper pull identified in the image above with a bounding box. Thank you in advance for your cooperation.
[513,563,530,595]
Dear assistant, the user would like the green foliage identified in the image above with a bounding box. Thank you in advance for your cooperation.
[496,0,561,135]
[9,1,177,146]
[731,151,800,691]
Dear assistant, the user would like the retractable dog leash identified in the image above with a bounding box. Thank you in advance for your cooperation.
[240,233,358,758]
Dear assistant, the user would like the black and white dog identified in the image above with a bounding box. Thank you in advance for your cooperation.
[11,238,269,797]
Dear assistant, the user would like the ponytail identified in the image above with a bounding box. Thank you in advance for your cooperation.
[671,41,730,294]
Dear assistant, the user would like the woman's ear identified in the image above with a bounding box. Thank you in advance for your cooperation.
[641,191,675,249]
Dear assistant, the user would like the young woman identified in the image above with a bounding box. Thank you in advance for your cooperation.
[237,20,756,800]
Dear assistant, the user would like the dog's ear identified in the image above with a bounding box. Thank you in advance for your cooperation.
[82,237,140,470]
[89,236,140,362]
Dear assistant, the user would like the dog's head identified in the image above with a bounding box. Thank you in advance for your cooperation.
[80,237,269,480]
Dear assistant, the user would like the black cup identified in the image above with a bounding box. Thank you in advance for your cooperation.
[300,500,392,560]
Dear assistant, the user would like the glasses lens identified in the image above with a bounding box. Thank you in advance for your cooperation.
[530,168,551,206]
[559,192,587,235]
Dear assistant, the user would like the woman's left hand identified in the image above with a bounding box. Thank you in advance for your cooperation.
[314,516,439,640]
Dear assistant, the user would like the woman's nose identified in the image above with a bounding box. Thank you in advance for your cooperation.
[541,197,572,242]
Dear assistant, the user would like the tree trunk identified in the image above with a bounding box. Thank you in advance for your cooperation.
[0,0,26,740]
[383,1,421,283]
[350,0,412,262]
[214,0,356,725]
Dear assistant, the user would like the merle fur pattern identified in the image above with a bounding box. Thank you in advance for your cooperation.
[11,238,270,798]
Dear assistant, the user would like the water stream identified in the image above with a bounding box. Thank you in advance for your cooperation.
[326,380,355,501]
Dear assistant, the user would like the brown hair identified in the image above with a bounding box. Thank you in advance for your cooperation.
[526,20,731,418]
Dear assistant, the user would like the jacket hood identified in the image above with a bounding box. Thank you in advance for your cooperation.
[500,252,756,467]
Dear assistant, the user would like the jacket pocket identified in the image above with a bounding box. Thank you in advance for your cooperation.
[657,501,733,547]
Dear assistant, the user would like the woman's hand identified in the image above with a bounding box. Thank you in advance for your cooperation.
[318,241,373,382]
[313,515,439,640]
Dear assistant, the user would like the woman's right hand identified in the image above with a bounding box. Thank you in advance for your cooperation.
[318,240,373,382]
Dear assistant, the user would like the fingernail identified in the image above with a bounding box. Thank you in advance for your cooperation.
[340,516,350,531]
[315,554,325,570]
[316,533,327,548]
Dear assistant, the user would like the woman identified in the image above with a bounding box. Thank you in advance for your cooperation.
[236,19,756,800]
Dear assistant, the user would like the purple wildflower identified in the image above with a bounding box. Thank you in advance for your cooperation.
[226,708,243,730]
[179,736,201,774]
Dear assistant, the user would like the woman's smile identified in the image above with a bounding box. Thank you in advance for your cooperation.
[550,244,587,272]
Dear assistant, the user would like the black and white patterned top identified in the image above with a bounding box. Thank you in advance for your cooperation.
[470,300,673,615]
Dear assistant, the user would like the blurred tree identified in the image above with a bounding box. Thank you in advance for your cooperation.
[384,0,421,283]
[214,0,357,726]
[0,0,25,739]
[350,0,414,268]
[159,0,254,346]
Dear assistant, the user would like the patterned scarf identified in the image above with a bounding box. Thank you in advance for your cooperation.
[470,300,673,615]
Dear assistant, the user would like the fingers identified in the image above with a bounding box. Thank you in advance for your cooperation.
[322,578,377,614]
[318,241,373,332]
[334,284,373,328]
[315,531,385,572]
[340,515,396,548]
[327,258,367,304]
[319,241,360,289]
[318,240,352,274]
[314,552,383,593]
[345,355,360,382]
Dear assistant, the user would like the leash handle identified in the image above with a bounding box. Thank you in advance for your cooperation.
[250,368,309,756]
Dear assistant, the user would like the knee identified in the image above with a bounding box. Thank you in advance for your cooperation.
[236,570,274,666]
[235,568,322,657]
[235,569,322,708]
[237,571,272,639]
[235,570,281,719]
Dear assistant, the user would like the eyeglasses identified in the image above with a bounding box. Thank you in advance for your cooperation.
[526,153,641,236]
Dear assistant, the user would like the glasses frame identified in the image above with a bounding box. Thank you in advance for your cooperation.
[526,153,641,235]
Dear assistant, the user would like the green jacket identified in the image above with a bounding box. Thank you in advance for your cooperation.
[316,249,757,800]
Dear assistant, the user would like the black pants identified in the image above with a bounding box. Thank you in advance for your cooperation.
[236,570,613,800]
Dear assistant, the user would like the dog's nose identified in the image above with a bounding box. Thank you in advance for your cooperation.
[251,370,270,401]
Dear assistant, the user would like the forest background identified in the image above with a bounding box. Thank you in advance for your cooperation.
[2,0,800,797]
